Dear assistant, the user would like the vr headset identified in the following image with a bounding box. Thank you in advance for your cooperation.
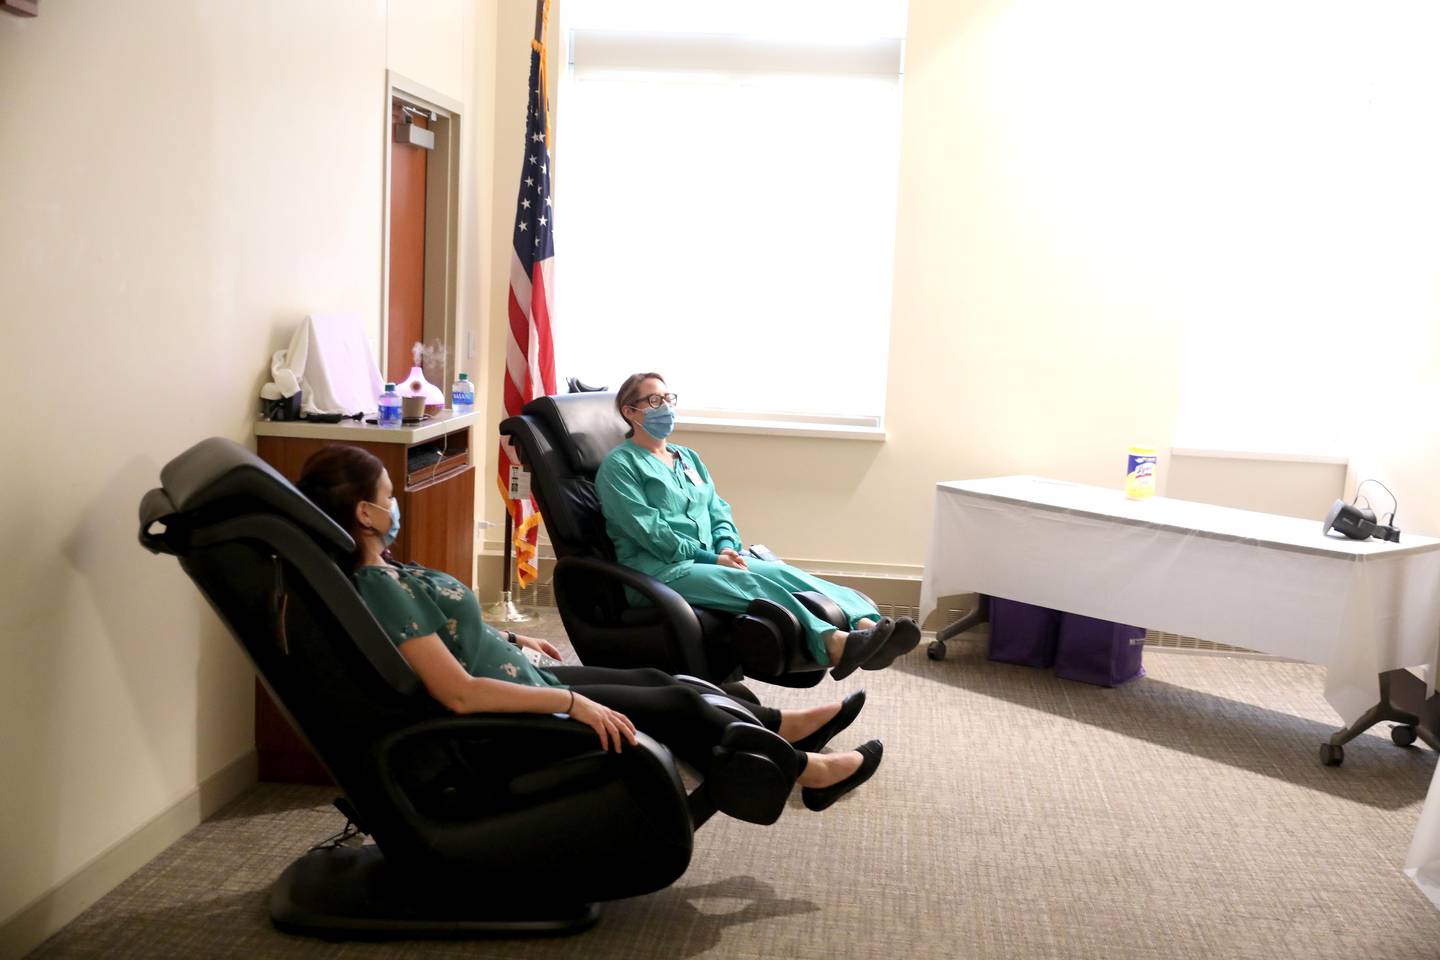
[1322,480,1400,543]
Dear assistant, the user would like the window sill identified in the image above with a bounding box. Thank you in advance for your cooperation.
[675,417,887,441]
[1170,447,1349,466]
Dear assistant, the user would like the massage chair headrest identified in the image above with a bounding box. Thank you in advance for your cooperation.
[522,392,626,477]
[141,437,354,555]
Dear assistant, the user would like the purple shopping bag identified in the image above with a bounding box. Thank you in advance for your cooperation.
[988,597,1062,668]
[1054,612,1146,686]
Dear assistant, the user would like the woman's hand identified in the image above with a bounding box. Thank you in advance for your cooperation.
[717,548,749,570]
[568,693,639,752]
[517,635,563,660]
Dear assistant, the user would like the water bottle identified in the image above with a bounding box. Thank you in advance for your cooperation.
[378,383,402,428]
[451,372,475,412]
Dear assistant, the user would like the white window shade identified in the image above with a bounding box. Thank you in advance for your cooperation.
[571,31,904,78]
[554,6,906,428]
[564,0,908,42]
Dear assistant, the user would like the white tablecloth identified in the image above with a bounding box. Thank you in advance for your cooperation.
[918,476,1440,908]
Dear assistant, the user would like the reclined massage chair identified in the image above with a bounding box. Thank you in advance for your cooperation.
[500,391,871,693]
[139,437,798,940]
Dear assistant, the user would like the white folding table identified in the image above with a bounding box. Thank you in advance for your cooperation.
[918,476,1440,906]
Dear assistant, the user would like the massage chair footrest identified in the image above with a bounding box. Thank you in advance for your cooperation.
[707,723,799,826]
[732,594,850,680]
[269,845,601,940]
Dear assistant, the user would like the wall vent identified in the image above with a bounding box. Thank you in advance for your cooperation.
[511,579,557,610]
[1143,630,1258,656]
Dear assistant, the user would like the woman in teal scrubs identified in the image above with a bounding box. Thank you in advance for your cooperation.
[296,444,884,818]
[595,373,922,679]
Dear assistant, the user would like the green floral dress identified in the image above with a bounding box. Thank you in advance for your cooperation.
[353,561,564,689]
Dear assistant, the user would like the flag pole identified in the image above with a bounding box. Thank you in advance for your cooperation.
[485,485,534,624]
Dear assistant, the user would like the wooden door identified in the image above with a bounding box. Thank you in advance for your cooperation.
[388,101,428,384]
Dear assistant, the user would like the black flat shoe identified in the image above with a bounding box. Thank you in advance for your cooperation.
[792,689,867,753]
[862,616,922,671]
[830,619,893,681]
[801,739,884,812]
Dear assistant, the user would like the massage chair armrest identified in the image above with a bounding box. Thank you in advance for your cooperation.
[373,713,687,819]
[553,556,710,676]
[672,675,762,726]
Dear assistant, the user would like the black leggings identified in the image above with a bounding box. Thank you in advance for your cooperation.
[545,666,806,775]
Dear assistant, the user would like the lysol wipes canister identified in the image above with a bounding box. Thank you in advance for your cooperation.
[1125,446,1157,500]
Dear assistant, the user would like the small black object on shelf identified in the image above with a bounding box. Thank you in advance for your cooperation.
[263,391,303,422]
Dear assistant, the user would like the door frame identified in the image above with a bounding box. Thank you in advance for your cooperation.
[381,71,464,391]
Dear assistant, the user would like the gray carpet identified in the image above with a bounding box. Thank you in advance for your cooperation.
[28,613,1440,959]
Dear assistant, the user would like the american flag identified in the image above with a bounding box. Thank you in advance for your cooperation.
[498,33,557,589]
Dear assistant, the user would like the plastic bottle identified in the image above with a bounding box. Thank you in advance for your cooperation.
[378,383,403,428]
[1125,446,1157,500]
[451,372,475,413]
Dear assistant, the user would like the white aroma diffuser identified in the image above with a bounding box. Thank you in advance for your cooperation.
[397,341,446,413]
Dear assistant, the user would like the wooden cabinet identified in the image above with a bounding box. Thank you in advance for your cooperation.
[252,413,478,783]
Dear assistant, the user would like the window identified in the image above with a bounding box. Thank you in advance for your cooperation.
[554,0,907,435]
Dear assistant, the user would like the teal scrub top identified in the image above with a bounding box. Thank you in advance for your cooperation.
[594,441,742,584]
[353,561,563,689]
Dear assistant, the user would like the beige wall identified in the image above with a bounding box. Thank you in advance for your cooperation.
[1166,455,1346,521]
[0,0,493,946]
[388,0,472,105]
[477,0,1439,580]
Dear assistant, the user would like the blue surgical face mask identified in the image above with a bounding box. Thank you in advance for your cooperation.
[368,499,401,547]
[641,404,676,440]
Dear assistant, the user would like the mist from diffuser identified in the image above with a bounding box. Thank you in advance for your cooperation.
[397,340,447,412]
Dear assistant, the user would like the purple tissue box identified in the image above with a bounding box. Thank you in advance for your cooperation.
[1054,613,1146,687]
[988,597,1063,668]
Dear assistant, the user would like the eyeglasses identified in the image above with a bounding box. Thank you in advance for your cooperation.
[628,392,678,409]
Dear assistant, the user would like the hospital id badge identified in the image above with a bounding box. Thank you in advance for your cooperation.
[683,464,702,486]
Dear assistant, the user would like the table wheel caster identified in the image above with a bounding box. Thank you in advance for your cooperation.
[1391,725,1418,748]
[926,640,947,661]
[1319,743,1344,766]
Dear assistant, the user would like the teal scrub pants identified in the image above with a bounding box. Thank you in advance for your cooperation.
[665,559,881,664]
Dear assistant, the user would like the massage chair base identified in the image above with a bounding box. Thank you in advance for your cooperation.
[270,845,601,941]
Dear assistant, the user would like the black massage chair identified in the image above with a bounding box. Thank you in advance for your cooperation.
[501,391,870,692]
[139,437,797,940]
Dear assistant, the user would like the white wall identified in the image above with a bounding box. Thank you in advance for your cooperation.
[0,0,492,948]
[389,0,471,104]
[478,0,1440,576]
